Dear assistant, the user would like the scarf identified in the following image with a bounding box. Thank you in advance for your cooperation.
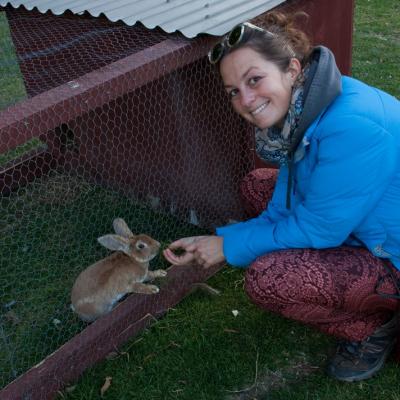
[255,65,310,166]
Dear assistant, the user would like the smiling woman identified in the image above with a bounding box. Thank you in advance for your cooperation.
[163,9,400,383]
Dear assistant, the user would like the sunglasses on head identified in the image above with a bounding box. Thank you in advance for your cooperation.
[208,22,275,65]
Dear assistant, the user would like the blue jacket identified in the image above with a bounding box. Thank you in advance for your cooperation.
[217,62,400,269]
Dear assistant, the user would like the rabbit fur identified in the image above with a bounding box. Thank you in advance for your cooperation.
[71,218,167,322]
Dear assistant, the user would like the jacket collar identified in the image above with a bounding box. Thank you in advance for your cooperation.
[290,46,342,154]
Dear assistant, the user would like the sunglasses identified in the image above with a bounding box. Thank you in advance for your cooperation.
[208,22,274,65]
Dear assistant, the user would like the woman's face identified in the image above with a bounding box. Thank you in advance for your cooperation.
[220,47,301,129]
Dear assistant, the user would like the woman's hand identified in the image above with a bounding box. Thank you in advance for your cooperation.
[163,235,225,268]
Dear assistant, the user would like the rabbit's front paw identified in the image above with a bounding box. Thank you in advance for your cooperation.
[147,284,160,294]
[153,269,167,278]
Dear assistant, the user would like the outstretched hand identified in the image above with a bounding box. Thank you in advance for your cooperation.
[163,235,225,268]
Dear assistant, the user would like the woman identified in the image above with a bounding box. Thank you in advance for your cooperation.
[163,12,400,382]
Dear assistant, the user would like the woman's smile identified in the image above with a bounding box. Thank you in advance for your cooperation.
[250,101,269,116]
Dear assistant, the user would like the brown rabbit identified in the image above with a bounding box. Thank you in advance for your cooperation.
[71,218,167,322]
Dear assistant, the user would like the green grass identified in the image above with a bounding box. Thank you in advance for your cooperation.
[0,11,26,109]
[61,274,334,400]
[0,0,399,398]
[0,11,35,166]
[0,138,45,167]
[352,0,399,98]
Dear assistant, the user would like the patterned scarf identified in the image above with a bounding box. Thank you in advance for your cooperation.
[255,65,309,165]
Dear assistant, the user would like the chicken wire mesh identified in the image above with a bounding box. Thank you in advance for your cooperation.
[0,5,254,396]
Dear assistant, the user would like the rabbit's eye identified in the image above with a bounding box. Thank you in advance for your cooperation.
[136,241,146,250]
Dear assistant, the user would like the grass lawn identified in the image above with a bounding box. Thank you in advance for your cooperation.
[0,11,26,110]
[0,0,399,398]
[352,0,399,98]
[0,10,35,165]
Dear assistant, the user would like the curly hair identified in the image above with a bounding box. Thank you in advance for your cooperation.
[220,11,313,71]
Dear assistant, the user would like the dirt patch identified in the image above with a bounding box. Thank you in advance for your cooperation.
[225,355,321,400]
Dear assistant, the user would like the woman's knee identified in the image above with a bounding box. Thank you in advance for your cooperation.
[244,246,399,315]
[244,249,310,312]
[244,248,348,310]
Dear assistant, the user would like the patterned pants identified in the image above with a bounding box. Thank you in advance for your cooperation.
[241,168,400,355]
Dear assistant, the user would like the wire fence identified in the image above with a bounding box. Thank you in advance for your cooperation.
[0,5,253,395]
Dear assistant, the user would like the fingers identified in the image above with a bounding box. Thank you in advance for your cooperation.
[167,236,209,250]
[163,248,195,266]
[163,235,200,267]
[168,237,195,251]
[164,236,224,269]
[194,250,205,265]
[163,248,216,269]
[185,243,199,252]
[185,236,210,253]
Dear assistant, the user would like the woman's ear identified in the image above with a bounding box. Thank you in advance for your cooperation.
[288,58,302,83]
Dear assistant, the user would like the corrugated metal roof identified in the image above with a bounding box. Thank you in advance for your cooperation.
[0,0,286,38]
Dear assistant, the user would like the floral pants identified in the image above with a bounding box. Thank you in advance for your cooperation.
[241,168,400,358]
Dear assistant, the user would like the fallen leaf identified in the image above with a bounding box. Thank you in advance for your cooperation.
[100,376,112,397]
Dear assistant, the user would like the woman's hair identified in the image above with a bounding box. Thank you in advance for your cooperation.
[222,11,313,71]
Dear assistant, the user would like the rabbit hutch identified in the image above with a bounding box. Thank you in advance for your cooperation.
[0,0,354,398]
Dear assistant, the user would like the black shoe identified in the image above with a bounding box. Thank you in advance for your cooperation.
[327,315,399,382]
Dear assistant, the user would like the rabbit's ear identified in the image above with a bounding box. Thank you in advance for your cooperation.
[98,234,131,255]
[113,218,134,238]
